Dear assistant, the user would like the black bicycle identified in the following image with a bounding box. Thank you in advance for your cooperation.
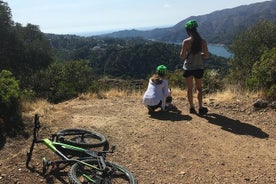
[26,114,137,184]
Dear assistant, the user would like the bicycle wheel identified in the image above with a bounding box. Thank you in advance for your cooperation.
[56,129,108,149]
[68,159,137,184]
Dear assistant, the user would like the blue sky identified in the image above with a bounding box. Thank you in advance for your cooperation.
[7,0,270,35]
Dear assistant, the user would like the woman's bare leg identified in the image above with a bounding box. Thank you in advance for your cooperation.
[195,78,203,108]
[185,76,194,109]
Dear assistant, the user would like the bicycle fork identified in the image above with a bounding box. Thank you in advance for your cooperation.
[26,139,35,168]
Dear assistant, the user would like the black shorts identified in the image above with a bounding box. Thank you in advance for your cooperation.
[183,69,204,79]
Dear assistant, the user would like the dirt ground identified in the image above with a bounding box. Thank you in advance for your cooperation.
[0,95,275,184]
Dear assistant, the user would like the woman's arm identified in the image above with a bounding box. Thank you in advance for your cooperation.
[180,39,188,60]
[180,38,193,59]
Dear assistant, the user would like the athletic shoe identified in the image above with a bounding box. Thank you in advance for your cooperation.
[189,108,196,114]
[199,107,208,115]
[147,106,155,114]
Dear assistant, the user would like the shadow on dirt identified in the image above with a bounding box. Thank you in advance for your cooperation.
[201,113,269,139]
[0,116,30,149]
[27,164,69,184]
[149,111,192,122]
[0,133,6,149]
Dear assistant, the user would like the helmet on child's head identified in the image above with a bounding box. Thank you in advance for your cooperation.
[185,20,198,31]
[156,65,167,76]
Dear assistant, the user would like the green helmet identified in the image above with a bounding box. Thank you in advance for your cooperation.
[156,65,167,75]
[185,20,198,30]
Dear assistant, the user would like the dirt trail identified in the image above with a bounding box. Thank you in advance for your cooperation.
[0,96,275,183]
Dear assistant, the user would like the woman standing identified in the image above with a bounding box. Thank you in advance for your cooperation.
[180,20,209,115]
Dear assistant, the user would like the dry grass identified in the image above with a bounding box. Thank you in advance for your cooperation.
[21,87,261,115]
[78,89,144,100]
[206,86,260,102]
[21,98,54,117]
[101,88,144,98]
[169,88,185,98]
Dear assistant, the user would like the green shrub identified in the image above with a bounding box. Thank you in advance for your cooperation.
[0,70,22,136]
[228,20,276,87]
[203,69,224,93]
[247,48,276,100]
[31,60,95,103]
[166,69,186,89]
[0,70,20,105]
[267,84,276,100]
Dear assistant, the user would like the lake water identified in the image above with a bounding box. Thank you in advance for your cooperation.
[208,44,232,58]
[173,42,232,58]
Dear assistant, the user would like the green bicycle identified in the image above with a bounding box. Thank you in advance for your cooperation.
[26,114,137,184]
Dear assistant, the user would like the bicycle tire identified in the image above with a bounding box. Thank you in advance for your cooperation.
[68,159,137,184]
[56,129,108,149]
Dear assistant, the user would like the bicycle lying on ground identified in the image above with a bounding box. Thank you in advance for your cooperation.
[26,114,137,184]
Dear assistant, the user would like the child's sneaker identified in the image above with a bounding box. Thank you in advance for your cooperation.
[147,106,155,114]
[199,107,208,115]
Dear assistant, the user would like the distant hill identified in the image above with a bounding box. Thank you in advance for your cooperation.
[100,0,276,44]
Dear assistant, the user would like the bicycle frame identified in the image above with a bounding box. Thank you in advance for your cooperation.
[26,114,111,177]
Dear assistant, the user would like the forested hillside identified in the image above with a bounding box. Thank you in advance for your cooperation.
[46,34,228,79]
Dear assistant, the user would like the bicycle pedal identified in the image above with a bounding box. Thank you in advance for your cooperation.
[42,157,49,174]
[43,158,51,165]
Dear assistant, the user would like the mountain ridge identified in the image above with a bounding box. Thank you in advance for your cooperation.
[100,0,276,44]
